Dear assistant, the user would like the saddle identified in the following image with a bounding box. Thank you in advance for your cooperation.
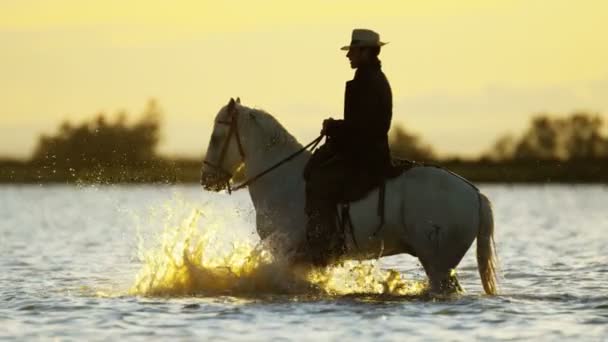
[341,157,419,203]
[387,158,421,179]
[337,158,420,250]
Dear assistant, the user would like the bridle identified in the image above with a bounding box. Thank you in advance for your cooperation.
[202,105,246,193]
[202,104,325,194]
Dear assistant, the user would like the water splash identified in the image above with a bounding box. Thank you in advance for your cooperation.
[129,202,426,298]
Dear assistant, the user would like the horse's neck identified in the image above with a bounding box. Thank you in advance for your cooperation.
[241,119,309,207]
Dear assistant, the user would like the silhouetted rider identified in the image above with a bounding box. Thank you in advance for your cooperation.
[304,29,393,266]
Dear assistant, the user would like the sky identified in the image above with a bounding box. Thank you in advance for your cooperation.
[1,0,607,158]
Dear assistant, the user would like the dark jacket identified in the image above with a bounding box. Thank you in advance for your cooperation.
[330,59,393,177]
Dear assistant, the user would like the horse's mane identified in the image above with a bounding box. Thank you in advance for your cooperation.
[246,107,301,148]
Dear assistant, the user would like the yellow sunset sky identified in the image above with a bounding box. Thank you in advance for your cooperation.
[1,0,607,158]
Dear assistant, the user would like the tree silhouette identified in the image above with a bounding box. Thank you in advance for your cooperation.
[486,112,608,161]
[389,123,436,161]
[32,99,162,168]
[485,134,516,161]
[563,113,607,159]
[514,115,563,160]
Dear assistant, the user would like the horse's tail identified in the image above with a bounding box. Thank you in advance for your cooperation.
[477,193,499,295]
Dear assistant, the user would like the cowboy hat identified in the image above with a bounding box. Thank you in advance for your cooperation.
[340,29,388,51]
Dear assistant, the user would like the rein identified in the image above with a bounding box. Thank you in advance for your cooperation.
[203,105,324,194]
[230,134,324,192]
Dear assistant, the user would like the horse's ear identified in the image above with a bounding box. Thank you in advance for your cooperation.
[227,98,236,111]
[236,97,241,104]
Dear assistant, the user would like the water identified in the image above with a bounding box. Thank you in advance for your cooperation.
[1,185,607,341]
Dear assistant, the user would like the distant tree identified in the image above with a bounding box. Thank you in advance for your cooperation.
[32,99,162,168]
[389,124,436,161]
[484,134,517,161]
[514,115,564,160]
[486,112,608,161]
[562,112,607,159]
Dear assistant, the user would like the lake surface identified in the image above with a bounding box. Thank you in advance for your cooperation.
[1,185,607,341]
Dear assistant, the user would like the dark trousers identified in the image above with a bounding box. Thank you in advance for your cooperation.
[302,141,389,265]
[303,142,348,265]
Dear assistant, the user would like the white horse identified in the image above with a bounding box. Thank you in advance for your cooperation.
[201,98,498,295]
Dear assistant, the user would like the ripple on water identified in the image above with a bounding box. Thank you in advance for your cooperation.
[2,185,608,341]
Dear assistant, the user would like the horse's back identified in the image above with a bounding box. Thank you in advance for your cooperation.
[401,166,479,215]
[345,166,479,258]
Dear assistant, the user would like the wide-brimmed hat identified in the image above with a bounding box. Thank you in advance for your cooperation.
[340,29,388,51]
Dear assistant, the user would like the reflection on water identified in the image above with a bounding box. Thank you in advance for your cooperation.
[1,185,607,340]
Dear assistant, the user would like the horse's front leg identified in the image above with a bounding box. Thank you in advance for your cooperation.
[256,228,312,268]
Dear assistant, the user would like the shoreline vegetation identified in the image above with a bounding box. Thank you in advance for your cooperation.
[1,158,607,184]
[2,100,607,184]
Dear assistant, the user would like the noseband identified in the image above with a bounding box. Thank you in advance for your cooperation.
[203,106,246,193]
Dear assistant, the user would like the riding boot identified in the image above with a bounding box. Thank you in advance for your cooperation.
[306,206,344,267]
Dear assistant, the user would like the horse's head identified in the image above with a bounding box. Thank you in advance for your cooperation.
[201,97,247,191]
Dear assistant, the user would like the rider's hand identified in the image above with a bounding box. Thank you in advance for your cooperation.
[321,118,335,135]
[322,118,344,136]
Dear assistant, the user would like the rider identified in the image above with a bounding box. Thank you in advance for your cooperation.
[303,29,393,266]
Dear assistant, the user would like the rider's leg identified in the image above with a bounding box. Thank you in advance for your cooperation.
[305,158,347,266]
